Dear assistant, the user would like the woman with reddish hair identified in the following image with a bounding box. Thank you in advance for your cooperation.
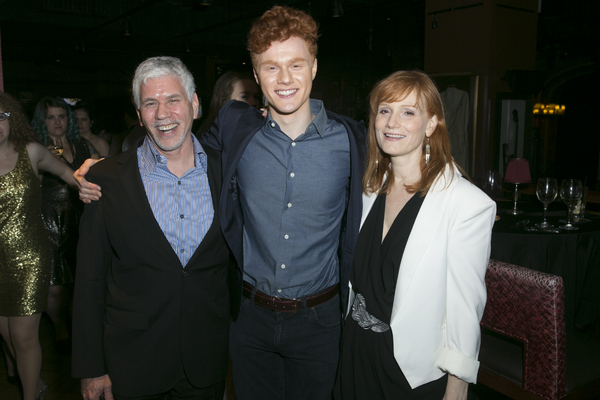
[335,71,495,399]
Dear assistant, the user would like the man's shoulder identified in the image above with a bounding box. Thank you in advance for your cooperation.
[221,100,263,121]
[324,109,365,132]
[211,100,264,141]
[88,147,137,183]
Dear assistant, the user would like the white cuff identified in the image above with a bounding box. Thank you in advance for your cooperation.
[435,347,480,384]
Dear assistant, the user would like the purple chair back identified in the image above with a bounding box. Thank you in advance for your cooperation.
[480,259,566,400]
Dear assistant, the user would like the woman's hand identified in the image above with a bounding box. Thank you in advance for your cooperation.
[442,374,468,400]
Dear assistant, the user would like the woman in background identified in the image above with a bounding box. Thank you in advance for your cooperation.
[199,70,261,133]
[0,92,78,400]
[73,101,110,157]
[31,97,98,354]
[335,71,495,399]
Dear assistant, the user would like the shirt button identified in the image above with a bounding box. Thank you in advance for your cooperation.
[281,264,286,269]
[177,181,181,185]
[180,214,184,219]
[270,122,275,127]
[290,172,295,178]
[278,289,282,293]
[284,234,289,239]
[287,203,292,208]
[292,142,296,147]
[180,249,185,253]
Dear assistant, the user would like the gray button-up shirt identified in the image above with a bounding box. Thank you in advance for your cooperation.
[237,99,351,298]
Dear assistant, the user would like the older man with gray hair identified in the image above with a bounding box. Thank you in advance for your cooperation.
[71,56,234,400]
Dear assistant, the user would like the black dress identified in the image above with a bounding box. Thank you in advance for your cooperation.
[41,138,92,285]
[335,192,447,399]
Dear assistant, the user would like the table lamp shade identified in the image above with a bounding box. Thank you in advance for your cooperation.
[505,158,532,184]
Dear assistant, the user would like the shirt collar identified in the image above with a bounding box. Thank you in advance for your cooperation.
[265,99,328,139]
[139,134,207,175]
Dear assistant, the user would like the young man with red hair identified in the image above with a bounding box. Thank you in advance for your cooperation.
[201,5,366,399]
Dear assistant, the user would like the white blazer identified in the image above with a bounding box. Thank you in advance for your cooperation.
[347,164,496,389]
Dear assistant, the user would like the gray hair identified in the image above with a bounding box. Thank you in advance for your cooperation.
[132,56,196,109]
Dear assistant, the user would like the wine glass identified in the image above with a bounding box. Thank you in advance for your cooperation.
[535,178,558,229]
[559,179,583,231]
[50,137,63,157]
[481,170,503,200]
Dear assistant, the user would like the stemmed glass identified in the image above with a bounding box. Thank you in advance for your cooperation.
[481,170,503,200]
[559,179,583,231]
[50,137,63,157]
[535,178,557,229]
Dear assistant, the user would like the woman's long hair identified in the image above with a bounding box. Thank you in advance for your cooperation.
[0,92,37,150]
[363,70,457,195]
[31,97,80,145]
[199,71,249,133]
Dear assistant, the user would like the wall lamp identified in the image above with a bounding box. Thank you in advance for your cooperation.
[533,103,566,116]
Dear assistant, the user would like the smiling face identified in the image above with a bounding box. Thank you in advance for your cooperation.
[231,79,260,108]
[253,36,317,122]
[44,106,68,138]
[136,74,198,155]
[375,91,438,163]
[74,109,93,135]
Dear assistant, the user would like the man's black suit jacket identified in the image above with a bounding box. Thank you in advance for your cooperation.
[72,138,234,397]
[201,100,366,313]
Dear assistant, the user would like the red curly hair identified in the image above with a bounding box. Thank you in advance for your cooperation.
[247,5,319,67]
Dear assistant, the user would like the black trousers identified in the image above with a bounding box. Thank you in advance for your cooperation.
[230,293,342,400]
[113,376,226,400]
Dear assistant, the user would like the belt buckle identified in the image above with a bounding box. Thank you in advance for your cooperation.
[279,299,297,313]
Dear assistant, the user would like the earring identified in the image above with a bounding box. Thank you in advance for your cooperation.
[425,137,431,165]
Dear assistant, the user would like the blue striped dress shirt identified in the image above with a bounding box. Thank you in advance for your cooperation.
[138,135,213,267]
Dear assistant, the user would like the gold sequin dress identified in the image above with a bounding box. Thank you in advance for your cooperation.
[0,146,51,316]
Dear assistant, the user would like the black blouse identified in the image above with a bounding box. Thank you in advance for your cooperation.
[335,192,448,399]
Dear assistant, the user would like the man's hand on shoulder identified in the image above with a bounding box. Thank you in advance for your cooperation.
[81,374,113,400]
[74,158,103,204]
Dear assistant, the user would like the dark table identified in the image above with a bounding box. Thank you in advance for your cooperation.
[491,202,600,330]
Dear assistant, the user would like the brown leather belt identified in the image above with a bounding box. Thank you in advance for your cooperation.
[242,282,339,313]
